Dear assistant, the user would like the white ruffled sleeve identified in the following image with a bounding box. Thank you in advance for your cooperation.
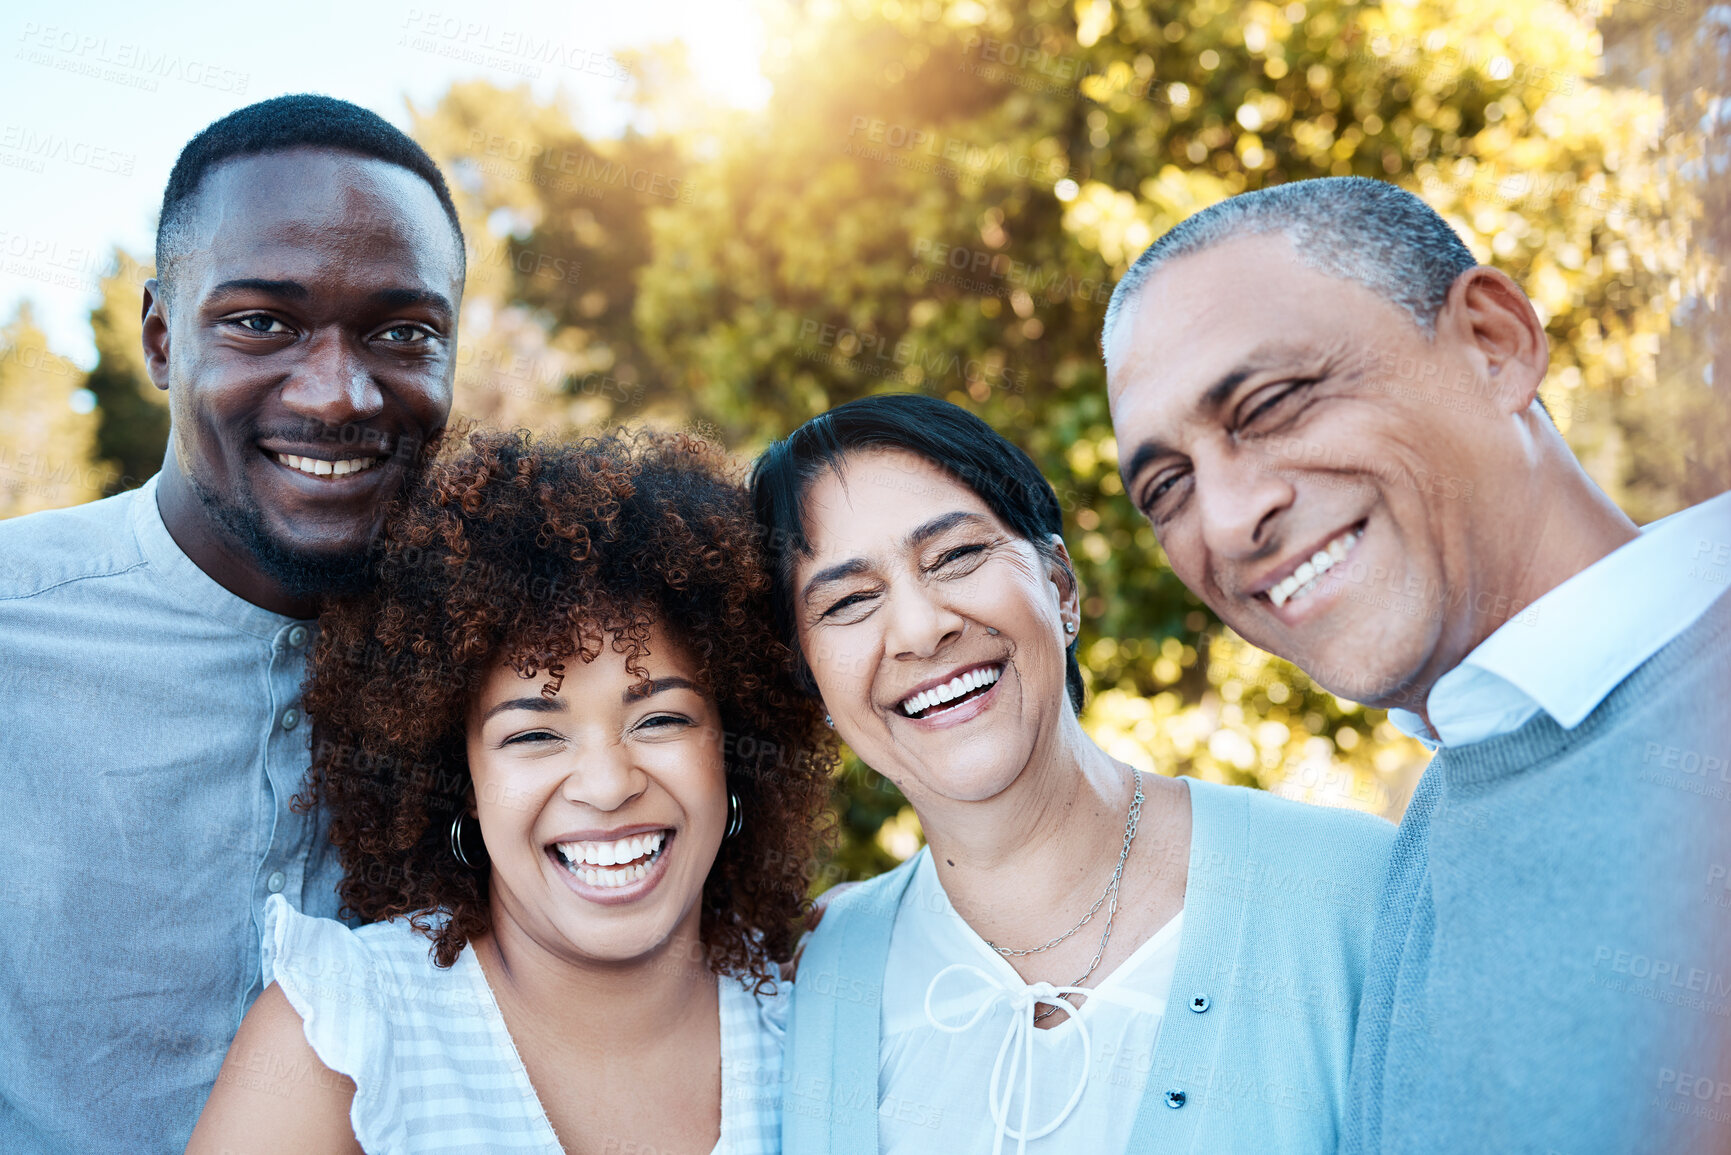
[750,973,790,1040]
[260,893,401,1153]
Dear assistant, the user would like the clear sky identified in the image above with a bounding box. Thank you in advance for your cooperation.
[0,0,769,366]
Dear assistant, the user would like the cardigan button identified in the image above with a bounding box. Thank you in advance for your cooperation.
[1165,1089,1186,1109]
[1189,993,1210,1013]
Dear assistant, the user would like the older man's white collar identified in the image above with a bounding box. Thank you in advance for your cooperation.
[1389,490,1731,749]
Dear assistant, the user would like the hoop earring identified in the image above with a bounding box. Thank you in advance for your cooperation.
[724,790,744,841]
[450,812,485,869]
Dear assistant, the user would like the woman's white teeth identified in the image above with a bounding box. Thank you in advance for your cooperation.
[900,665,1002,716]
[275,452,382,477]
[1268,527,1363,609]
[575,861,651,888]
[555,831,665,882]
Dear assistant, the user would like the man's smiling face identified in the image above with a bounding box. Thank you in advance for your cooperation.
[146,147,463,600]
[1105,232,1516,709]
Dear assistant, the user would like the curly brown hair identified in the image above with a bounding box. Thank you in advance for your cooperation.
[299,426,837,982]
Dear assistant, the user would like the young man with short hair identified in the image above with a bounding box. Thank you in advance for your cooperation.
[0,94,466,1154]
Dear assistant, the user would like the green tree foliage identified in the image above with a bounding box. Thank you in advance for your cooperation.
[621,0,1700,876]
[0,305,111,519]
[1593,0,1731,514]
[408,74,698,428]
[398,0,1716,884]
[6,0,1721,888]
[83,249,167,494]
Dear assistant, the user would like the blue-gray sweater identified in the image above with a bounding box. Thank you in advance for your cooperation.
[783,776,1395,1153]
[1344,588,1731,1155]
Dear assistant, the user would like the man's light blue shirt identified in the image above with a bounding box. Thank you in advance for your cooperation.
[0,477,346,1154]
[1346,489,1731,1153]
[1390,489,1731,748]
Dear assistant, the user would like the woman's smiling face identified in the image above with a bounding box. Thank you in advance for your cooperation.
[464,626,728,965]
[792,449,1078,806]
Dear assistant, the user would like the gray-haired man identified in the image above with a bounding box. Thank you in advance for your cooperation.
[1103,176,1730,1153]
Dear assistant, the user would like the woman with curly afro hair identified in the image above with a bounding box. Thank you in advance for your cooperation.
[190,427,837,1155]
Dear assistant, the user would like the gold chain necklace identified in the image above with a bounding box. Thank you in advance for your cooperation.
[984,768,1145,1023]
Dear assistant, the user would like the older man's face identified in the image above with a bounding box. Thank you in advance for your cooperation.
[1106,233,1529,710]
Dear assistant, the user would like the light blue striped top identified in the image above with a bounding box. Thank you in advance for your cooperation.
[263,894,784,1153]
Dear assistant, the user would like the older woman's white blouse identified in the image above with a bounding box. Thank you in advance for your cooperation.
[878,849,1184,1155]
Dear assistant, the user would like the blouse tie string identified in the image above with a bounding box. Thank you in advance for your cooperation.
[922,962,1167,1155]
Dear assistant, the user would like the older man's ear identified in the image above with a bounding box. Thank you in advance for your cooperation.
[1438,266,1550,416]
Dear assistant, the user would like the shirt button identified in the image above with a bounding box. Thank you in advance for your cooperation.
[1190,994,1211,1013]
[1165,1089,1186,1109]
[280,708,300,730]
[287,625,309,648]
[266,871,286,893]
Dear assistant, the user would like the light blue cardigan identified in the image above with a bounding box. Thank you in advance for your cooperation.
[781,776,1395,1154]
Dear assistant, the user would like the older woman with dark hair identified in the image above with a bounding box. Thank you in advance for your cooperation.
[190,427,835,1154]
[753,394,1393,1155]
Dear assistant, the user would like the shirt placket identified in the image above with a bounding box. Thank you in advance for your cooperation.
[256,622,315,949]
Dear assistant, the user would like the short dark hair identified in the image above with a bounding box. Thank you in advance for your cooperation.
[155,94,466,303]
[750,393,1085,712]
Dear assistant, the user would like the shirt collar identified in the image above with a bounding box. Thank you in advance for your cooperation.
[1391,490,1731,747]
[128,474,315,642]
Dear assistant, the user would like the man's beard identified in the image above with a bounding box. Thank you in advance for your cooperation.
[190,470,376,602]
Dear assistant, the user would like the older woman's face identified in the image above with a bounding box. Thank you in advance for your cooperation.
[465,626,728,965]
[793,449,1077,806]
